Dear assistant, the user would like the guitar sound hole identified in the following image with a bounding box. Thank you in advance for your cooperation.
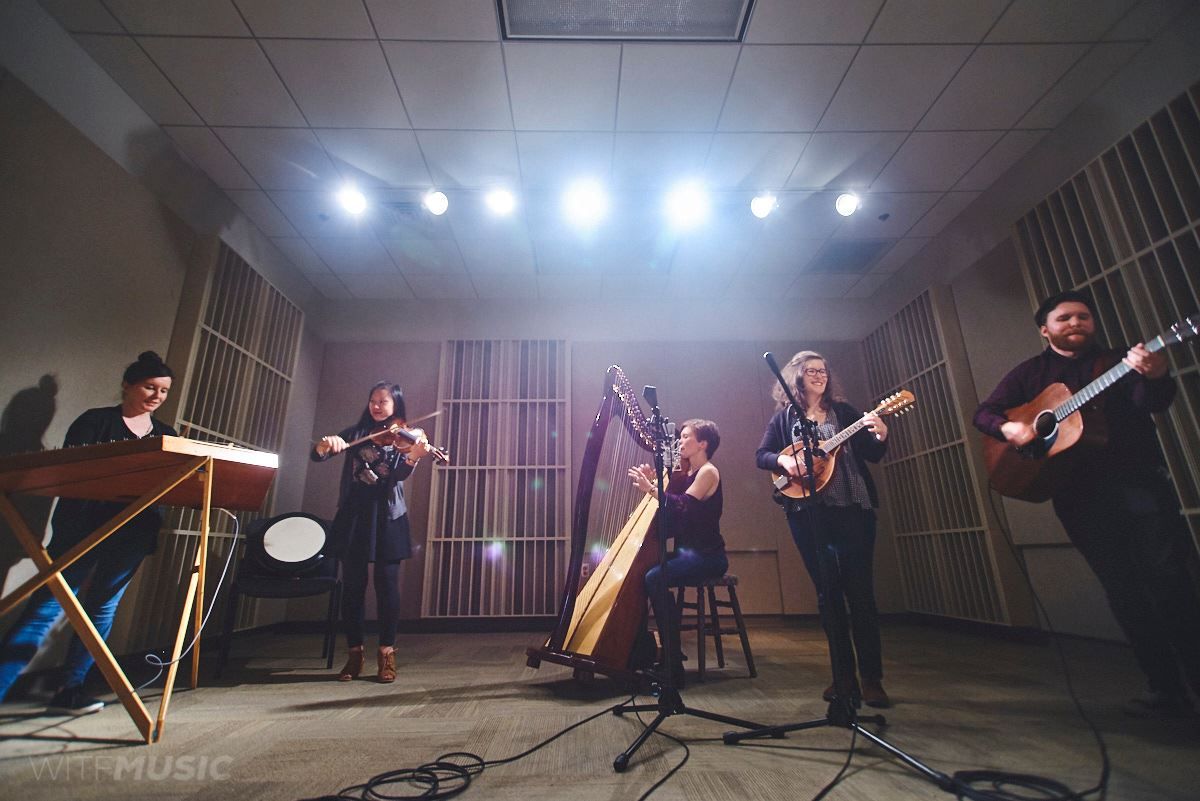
[1033,411,1057,439]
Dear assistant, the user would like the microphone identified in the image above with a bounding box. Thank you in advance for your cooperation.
[664,420,677,471]
[642,385,658,408]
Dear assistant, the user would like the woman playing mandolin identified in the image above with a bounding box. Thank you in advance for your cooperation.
[312,381,433,684]
[755,351,891,708]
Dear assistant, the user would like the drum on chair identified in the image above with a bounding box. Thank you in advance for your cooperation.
[249,512,330,577]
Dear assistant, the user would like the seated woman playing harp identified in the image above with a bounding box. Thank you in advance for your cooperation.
[627,419,728,687]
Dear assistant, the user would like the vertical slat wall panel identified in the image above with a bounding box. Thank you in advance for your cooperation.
[422,340,570,617]
[864,291,1008,623]
[1011,81,1200,551]
[125,241,304,648]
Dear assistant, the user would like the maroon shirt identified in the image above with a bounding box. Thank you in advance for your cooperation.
[973,345,1177,479]
[662,469,726,556]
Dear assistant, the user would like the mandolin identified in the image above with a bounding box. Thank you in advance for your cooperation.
[771,390,915,499]
[983,315,1198,502]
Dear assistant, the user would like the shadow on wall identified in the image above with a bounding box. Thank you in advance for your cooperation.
[0,374,58,597]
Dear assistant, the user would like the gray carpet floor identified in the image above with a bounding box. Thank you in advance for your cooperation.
[0,620,1197,800]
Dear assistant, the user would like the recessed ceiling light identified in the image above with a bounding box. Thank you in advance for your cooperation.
[485,189,516,216]
[835,193,861,217]
[336,185,367,215]
[423,190,448,216]
[750,193,777,219]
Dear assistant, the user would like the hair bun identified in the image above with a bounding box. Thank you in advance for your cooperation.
[138,351,163,364]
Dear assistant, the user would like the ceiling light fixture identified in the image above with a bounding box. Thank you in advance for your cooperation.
[485,188,516,216]
[835,192,861,217]
[750,193,777,219]
[665,181,709,229]
[563,179,609,227]
[423,190,449,216]
[336,185,367,215]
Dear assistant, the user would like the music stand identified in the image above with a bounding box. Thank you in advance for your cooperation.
[611,386,766,772]
[722,356,953,793]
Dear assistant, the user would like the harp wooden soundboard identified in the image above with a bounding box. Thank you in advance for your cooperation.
[0,436,277,743]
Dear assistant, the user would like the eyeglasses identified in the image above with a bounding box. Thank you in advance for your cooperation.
[802,368,828,377]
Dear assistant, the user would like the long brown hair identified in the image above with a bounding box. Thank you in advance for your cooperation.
[771,350,843,412]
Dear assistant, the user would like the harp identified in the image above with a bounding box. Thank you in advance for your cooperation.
[527,365,665,680]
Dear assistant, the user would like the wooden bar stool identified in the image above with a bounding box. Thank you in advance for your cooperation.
[673,574,757,680]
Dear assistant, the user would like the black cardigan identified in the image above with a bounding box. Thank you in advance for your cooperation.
[754,400,887,508]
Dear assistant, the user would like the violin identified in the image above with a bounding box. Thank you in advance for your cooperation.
[349,417,450,464]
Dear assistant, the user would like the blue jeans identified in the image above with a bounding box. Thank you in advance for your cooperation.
[645,548,729,664]
[0,548,144,699]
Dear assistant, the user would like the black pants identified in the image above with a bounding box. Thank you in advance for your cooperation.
[1054,475,1200,697]
[787,505,883,685]
[342,560,402,649]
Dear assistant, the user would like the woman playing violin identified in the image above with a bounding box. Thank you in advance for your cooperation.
[312,381,431,683]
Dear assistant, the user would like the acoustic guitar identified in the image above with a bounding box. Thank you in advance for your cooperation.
[983,315,1198,502]
[771,390,916,499]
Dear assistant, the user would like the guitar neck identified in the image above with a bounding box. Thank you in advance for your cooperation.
[822,416,868,450]
[1054,337,1164,421]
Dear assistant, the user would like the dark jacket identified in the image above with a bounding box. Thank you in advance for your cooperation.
[755,400,887,508]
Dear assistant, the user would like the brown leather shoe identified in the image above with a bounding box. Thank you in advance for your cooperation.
[338,647,364,681]
[861,680,891,708]
[377,648,397,683]
[822,677,859,703]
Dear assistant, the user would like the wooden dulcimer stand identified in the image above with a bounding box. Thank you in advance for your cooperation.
[0,436,277,743]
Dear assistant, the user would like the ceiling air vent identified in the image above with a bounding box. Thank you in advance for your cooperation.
[807,240,896,274]
[499,0,756,41]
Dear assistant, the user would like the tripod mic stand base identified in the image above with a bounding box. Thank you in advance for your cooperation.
[722,698,885,744]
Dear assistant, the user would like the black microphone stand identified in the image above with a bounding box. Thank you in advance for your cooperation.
[723,355,955,794]
[612,386,767,772]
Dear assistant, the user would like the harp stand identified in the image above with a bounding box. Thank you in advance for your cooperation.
[612,387,766,772]
[722,357,953,794]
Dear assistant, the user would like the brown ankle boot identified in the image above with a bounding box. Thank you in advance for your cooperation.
[377,648,396,683]
[338,647,364,681]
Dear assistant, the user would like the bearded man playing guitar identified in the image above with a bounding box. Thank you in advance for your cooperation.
[974,290,1200,719]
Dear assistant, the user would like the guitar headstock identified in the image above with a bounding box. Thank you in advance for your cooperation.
[1167,315,1199,344]
[873,390,916,417]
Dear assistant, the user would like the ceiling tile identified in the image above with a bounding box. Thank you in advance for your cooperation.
[704,133,809,190]
[308,236,398,274]
[139,37,306,126]
[784,274,860,298]
[819,45,972,130]
[516,132,614,190]
[918,44,1089,130]
[871,237,931,273]
[470,274,538,298]
[762,192,845,239]
[531,235,665,274]
[505,43,620,131]
[445,192,531,240]
[271,237,331,275]
[843,272,893,297]
[338,272,414,300]
[907,190,981,238]
[737,237,825,273]
[602,272,668,299]
[787,131,906,190]
[366,0,499,40]
[416,131,520,188]
[368,188,457,239]
[262,40,409,128]
[1017,42,1144,129]
[953,130,1047,191]
[225,189,298,237]
[382,42,512,129]
[74,35,202,125]
[834,192,942,238]
[987,0,1140,42]
[237,0,375,38]
[745,0,883,43]
[719,46,857,132]
[306,272,352,299]
[666,270,734,298]
[722,271,799,297]
[381,238,466,274]
[457,235,536,273]
[165,126,257,188]
[106,0,250,35]
[40,0,123,32]
[617,44,739,131]
[538,273,603,299]
[611,132,711,188]
[667,229,748,273]
[216,128,338,190]
[315,129,430,188]
[1105,0,1196,40]
[404,274,477,299]
[866,0,1008,43]
[872,131,1004,191]
[270,191,381,237]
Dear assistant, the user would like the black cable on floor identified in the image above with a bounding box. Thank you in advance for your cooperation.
[299,693,654,801]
